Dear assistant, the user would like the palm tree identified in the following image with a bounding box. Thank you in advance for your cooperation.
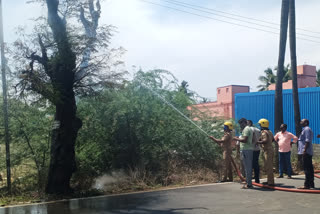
[257,65,291,91]
[274,64,292,82]
[257,68,276,91]
[275,0,290,171]
[201,97,208,103]
[283,64,292,82]
[179,80,194,98]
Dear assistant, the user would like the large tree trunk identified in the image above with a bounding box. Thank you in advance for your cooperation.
[289,0,303,171]
[45,0,82,194]
[275,0,290,171]
[46,93,82,194]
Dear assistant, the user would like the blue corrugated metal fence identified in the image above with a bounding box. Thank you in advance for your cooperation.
[235,87,320,144]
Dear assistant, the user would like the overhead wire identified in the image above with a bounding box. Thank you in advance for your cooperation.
[159,0,320,40]
[164,0,320,35]
[140,0,320,44]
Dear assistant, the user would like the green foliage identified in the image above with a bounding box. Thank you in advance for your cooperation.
[75,69,222,185]
[178,80,194,99]
[0,69,223,193]
[0,99,53,191]
[257,64,291,91]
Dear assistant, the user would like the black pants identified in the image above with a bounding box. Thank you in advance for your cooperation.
[303,154,314,188]
[252,150,260,183]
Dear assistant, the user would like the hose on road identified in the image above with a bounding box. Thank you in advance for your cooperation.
[230,156,320,193]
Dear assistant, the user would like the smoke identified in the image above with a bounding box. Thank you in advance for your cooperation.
[93,171,128,191]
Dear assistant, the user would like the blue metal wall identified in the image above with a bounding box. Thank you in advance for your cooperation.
[235,87,320,144]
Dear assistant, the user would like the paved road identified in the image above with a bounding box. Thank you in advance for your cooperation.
[1,176,320,214]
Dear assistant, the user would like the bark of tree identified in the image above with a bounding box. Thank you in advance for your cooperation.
[45,0,82,194]
[76,0,101,82]
[275,0,290,171]
[289,0,303,170]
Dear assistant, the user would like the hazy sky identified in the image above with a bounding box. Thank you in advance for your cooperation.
[4,0,320,99]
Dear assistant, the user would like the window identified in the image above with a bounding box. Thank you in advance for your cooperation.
[218,89,221,94]
[226,88,229,93]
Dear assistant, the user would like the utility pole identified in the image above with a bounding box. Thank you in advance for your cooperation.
[0,0,11,194]
[288,0,302,170]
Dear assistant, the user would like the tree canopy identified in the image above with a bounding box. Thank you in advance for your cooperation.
[257,64,291,91]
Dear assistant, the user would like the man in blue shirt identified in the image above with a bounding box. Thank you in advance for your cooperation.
[297,119,314,189]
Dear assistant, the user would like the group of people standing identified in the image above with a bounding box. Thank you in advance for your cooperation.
[210,118,315,189]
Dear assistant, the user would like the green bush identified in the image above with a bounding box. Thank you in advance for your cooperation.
[75,70,223,186]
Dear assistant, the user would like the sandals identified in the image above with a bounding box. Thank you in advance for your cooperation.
[241,185,253,189]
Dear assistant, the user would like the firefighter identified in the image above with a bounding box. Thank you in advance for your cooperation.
[210,122,233,182]
[257,118,275,186]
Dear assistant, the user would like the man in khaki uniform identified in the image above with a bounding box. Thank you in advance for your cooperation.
[257,118,274,186]
[210,122,233,182]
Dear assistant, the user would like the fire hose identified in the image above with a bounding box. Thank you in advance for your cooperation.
[230,156,320,193]
[141,80,320,193]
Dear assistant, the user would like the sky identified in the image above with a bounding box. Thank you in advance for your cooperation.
[4,0,320,99]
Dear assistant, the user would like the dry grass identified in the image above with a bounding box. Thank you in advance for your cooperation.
[93,163,219,194]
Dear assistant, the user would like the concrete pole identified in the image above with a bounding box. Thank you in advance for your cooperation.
[0,0,11,194]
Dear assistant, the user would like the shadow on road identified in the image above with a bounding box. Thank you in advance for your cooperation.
[0,190,209,214]
[104,207,208,214]
[275,183,296,188]
[290,177,305,180]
